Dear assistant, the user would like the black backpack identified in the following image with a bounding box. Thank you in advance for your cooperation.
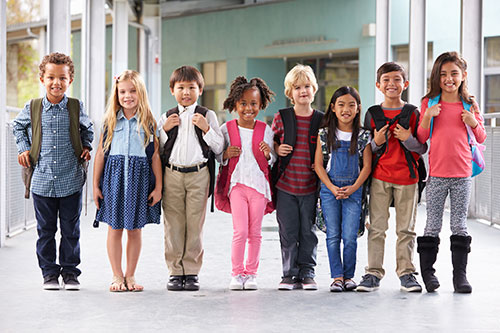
[366,104,427,203]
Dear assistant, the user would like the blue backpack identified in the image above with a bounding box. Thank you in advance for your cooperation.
[427,95,485,177]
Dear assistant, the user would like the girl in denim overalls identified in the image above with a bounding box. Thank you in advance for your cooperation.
[314,86,372,292]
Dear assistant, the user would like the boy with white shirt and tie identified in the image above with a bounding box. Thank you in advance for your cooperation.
[158,66,224,291]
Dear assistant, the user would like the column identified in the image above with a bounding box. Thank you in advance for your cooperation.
[375,0,391,104]
[0,0,7,247]
[112,0,129,77]
[47,0,71,54]
[408,0,427,106]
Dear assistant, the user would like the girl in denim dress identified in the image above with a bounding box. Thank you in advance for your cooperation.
[93,70,162,292]
[314,86,372,292]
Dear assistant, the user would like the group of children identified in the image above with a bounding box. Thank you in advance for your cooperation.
[13,51,486,294]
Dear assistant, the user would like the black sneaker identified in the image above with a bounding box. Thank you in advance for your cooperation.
[184,275,200,291]
[278,276,296,290]
[62,273,80,290]
[43,275,60,290]
[301,277,318,290]
[356,274,380,292]
[400,273,422,292]
[167,275,184,291]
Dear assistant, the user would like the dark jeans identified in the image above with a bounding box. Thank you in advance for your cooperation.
[276,189,318,279]
[33,190,82,278]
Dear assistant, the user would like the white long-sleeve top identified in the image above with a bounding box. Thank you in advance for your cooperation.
[158,102,224,166]
[217,122,276,201]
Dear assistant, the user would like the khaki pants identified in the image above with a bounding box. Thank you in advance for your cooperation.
[162,166,209,276]
[366,178,418,279]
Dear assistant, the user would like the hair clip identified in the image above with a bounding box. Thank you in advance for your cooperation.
[113,75,120,83]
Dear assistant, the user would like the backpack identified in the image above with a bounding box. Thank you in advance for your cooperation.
[93,126,156,228]
[367,104,427,203]
[161,105,216,211]
[214,119,274,214]
[427,95,485,177]
[22,97,85,199]
[315,128,371,237]
[270,107,324,186]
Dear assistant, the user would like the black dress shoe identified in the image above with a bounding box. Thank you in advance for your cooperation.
[167,275,184,291]
[184,275,200,291]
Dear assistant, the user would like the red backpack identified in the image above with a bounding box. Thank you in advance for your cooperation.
[215,119,275,214]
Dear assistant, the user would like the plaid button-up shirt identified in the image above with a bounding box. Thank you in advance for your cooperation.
[12,95,94,197]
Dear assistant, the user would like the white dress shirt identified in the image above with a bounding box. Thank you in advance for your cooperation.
[158,102,224,167]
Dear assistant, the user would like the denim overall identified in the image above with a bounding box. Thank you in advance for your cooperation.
[320,140,362,279]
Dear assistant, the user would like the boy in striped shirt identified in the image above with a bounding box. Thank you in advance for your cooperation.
[272,65,324,290]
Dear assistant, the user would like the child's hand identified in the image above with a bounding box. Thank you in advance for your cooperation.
[425,104,441,119]
[393,124,411,141]
[223,146,241,160]
[80,147,91,161]
[339,185,358,198]
[373,124,390,146]
[192,113,210,133]
[163,114,180,132]
[18,150,31,168]
[93,187,103,210]
[259,141,271,160]
[462,109,479,128]
[148,187,162,206]
[277,144,293,157]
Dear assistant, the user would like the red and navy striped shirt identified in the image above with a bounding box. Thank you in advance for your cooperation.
[272,112,317,196]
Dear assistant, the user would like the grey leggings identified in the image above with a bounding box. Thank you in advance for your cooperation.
[424,176,472,237]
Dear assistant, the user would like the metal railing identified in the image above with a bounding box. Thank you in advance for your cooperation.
[474,112,500,227]
[5,107,36,236]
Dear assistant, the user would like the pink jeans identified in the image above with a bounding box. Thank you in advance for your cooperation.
[229,183,268,276]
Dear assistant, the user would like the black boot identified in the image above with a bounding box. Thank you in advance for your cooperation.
[417,236,440,292]
[450,235,472,293]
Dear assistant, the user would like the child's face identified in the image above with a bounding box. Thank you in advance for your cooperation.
[235,88,261,126]
[291,81,315,106]
[332,94,359,127]
[439,61,466,95]
[39,63,73,104]
[170,80,202,107]
[117,80,138,113]
[376,71,408,99]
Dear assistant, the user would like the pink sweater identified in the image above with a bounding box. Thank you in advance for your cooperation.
[417,98,487,178]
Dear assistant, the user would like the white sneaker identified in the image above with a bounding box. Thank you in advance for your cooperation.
[244,275,258,290]
[229,274,246,290]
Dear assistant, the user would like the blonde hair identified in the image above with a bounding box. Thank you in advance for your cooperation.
[284,64,318,104]
[103,70,157,152]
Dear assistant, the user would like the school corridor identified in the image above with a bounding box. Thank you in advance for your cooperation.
[0,201,499,332]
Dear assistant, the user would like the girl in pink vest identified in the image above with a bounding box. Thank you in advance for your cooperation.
[215,76,275,290]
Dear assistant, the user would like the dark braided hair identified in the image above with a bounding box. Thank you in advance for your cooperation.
[223,76,275,111]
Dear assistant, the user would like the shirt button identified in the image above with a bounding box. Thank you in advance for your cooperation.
[53,130,56,134]
[53,146,56,149]
[53,161,57,164]
[54,176,57,179]
[53,116,56,119]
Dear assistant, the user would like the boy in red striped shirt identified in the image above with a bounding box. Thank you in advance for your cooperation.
[271,64,324,290]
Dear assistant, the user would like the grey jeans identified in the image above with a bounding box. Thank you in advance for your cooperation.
[276,189,318,278]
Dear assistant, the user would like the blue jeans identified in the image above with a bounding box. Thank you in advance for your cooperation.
[320,140,361,279]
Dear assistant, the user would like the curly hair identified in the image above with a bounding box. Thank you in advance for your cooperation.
[223,76,275,112]
[39,52,75,80]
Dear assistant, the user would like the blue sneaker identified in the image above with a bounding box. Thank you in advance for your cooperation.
[356,274,380,292]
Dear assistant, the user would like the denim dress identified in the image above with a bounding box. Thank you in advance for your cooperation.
[96,111,161,230]
[320,139,363,279]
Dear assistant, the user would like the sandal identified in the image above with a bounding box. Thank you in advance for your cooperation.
[344,279,357,291]
[125,276,144,292]
[330,279,344,292]
[110,276,126,292]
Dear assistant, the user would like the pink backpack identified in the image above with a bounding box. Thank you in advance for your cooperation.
[215,119,275,214]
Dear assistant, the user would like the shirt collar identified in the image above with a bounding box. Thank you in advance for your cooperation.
[42,95,68,111]
[178,101,197,114]
[117,109,138,121]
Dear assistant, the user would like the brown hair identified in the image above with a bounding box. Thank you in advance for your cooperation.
[223,76,275,111]
[424,51,472,103]
[169,65,204,90]
[39,52,75,80]
[376,62,407,82]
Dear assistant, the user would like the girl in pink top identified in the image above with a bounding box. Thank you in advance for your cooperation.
[215,77,275,291]
[416,52,486,294]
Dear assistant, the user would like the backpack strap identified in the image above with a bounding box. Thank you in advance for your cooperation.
[29,98,43,166]
[309,110,324,164]
[67,97,83,159]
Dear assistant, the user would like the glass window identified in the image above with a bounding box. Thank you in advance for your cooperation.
[287,53,359,112]
[202,61,227,124]
[485,37,500,116]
